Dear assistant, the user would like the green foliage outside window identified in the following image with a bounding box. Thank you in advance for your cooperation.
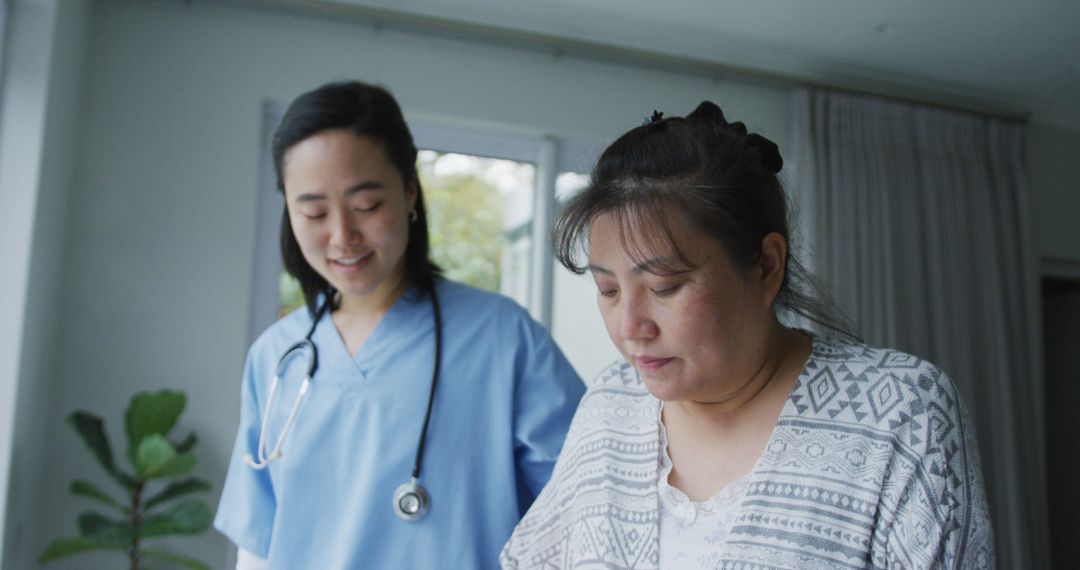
[420,158,505,292]
[278,271,305,318]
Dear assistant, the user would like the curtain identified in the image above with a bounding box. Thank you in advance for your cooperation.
[792,88,1048,568]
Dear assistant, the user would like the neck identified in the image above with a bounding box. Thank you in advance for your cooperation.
[337,273,410,319]
[673,322,802,428]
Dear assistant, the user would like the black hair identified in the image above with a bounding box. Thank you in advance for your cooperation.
[272,80,440,315]
[553,101,857,340]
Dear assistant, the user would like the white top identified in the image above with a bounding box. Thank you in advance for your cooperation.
[657,403,753,569]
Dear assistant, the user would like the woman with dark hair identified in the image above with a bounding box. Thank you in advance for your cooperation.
[501,104,993,569]
[215,81,583,569]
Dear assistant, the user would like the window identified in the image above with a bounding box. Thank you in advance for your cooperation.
[420,150,536,306]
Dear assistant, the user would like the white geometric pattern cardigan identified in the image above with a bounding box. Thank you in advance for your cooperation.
[501,337,995,569]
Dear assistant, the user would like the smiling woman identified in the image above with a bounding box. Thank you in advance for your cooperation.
[215,81,583,570]
[277,149,533,316]
[281,129,416,333]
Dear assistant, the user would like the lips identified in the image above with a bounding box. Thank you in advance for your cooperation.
[334,254,369,265]
[330,252,373,272]
[635,356,673,371]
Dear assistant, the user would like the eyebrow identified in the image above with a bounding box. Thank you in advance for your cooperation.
[588,256,675,276]
[294,180,386,202]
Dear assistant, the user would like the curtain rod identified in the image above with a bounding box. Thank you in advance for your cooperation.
[192,0,1031,123]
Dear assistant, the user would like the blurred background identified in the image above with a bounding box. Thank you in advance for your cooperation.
[1,0,1078,567]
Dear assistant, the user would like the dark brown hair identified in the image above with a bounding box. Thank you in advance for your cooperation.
[554,102,856,339]
[272,81,440,315]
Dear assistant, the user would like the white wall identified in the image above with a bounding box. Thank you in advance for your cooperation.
[0,1,90,568]
[16,0,790,567]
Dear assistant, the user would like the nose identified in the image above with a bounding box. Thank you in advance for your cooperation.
[617,292,658,343]
[329,209,361,248]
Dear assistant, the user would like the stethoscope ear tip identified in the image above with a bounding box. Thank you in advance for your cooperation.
[244,453,269,470]
[244,449,284,470]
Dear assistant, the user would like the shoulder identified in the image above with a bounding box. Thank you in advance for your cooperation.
[502,359,658,567]
[795,336,964,441]
[814,336,946,379]
[537,361,656,487]
[246,306,316,360]
[801,341,994,566]
[790,337,957,430]
[432,279,556,352]
[433,278,531,324]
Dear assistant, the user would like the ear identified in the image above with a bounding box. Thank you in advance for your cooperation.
[406,179,419,211]
[758,232,788,307]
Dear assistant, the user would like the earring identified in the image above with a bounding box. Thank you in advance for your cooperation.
[409,210,418,223]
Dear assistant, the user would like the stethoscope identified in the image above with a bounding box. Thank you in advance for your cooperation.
[244,287,443,522]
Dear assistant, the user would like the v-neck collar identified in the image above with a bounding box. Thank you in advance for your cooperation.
[312,288,420,380]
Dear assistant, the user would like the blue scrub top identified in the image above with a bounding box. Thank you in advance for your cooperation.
[214,279,584,569]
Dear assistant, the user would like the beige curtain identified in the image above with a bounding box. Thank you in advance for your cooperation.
[792,88,1048,569]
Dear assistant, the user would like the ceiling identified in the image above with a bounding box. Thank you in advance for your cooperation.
[219,0,1080,129]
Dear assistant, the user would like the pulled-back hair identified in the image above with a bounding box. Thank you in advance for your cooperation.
[272,81,440,315]
[553,102,856,340]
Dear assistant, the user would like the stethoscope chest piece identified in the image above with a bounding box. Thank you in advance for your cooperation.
[393,478,430,521]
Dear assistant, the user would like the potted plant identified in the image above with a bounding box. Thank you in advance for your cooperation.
[40,389,213,569]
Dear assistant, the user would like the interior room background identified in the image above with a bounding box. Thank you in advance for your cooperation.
[2,0,1078,568]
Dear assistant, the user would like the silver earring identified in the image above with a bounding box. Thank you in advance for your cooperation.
[409,210,418,223]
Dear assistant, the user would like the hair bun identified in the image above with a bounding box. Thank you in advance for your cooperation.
[687,101,783,174]
[687,101,727,126]
[687,101,746,136]
[747,133,783,173]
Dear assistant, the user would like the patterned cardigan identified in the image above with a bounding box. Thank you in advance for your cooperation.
[501,337,994,569]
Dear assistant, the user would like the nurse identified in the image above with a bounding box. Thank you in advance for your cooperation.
[215,80,584,569]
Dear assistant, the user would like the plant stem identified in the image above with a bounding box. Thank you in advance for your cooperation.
[130,482,143,570]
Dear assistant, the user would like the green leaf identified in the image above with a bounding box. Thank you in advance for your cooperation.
[142,499,212,537]
[39,537,124,564]
[147,452,196,480]
[135,434,196,480]
[144,478,211,510]
[67,412,116,475]
[76,512,130,545]
[135,434,175,475]
[67,412,134,490]
[71,480,128,513]
[142,549,211,570]
[173,432,198,453]
[126,390,186,466]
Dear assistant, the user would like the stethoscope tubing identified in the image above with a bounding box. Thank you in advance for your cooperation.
[245,338,319,470]
[244,287,443,507]
[409,286,442,480]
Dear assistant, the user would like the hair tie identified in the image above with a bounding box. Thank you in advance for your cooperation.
[643,110,664,126]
